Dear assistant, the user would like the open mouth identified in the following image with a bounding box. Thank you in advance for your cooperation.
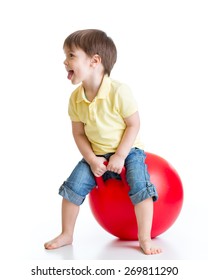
[67,70,74,80]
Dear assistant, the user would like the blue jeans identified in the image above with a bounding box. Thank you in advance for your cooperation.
[59,148,158,206]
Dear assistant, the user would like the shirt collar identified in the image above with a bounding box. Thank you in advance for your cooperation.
[76,75,111,103]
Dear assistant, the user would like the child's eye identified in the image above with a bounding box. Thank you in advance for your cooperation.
[69,53,74,58]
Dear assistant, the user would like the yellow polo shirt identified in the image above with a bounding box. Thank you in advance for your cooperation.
[68,75,143,155]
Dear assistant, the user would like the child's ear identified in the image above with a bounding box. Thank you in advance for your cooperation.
[90,54,102,67]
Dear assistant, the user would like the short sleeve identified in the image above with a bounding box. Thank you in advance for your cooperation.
[116,84,138,118]
[68,92,81,122]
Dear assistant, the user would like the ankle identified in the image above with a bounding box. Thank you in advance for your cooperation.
[61,231,73,240]
[138,234,151,242]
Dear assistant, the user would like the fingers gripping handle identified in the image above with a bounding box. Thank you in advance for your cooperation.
[95,161,128,189]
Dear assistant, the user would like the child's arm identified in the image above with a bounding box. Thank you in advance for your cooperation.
[107,111,140,174]
[72,121,107,177]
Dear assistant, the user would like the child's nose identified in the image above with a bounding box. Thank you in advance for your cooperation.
[63,59,68,66]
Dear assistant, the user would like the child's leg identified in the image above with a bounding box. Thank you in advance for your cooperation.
[44,198,79,250]
[45,159,96,250]
[134,197,162,255]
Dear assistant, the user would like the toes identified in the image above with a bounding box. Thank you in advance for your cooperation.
[44,243,49,249]
[44,241,57,250]
[150,247,162,255]
[140,243,162,255]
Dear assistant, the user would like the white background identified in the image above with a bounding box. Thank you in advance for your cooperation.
[0,0,208,277]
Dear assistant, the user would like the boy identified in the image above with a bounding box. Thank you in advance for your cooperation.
[44,29,161,255]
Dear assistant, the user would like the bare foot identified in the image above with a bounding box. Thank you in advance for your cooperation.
[139,238,162,255]
[44,233,72,250]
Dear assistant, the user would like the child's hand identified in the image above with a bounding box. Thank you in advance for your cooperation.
[107,154,125,174]
[90,156,107,177]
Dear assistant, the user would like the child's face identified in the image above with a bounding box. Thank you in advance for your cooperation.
[63,46,92,85]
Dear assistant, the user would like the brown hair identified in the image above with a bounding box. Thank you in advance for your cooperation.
[63,29,117,76]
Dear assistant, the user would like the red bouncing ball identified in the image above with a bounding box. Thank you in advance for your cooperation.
[88,152,184,240]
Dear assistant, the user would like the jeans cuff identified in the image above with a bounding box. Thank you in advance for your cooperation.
[130,183,158,205]
[59,183,85,206]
